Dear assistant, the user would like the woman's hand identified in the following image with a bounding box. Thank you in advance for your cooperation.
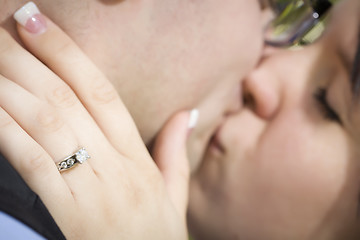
[0,2,196,239]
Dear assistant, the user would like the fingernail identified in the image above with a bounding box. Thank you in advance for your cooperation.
[188,109,199,129]
[14,2,47,35]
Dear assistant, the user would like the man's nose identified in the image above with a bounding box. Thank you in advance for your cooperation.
[243,60,281,120]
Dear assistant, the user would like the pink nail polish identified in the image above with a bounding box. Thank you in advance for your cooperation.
[14,2,47,34]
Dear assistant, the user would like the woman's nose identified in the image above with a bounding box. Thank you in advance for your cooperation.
[243,61,281,120]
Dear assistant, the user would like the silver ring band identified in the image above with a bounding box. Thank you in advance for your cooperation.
[57,148,90,172]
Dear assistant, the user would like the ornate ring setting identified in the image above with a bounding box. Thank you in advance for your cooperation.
[57,148,90,172]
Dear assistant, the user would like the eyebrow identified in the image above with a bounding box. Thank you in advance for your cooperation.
[351,34,360,99]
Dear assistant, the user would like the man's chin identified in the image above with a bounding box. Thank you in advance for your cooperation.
[187,131,216,173]
[187,117,227,173]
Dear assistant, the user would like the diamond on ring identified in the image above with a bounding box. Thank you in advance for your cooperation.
[57,147,90,172]
[75,148,90,163]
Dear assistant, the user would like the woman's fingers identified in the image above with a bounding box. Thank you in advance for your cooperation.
[14,2,147,159]
[0,74,102,199]
[0,3,192,238]
[0,107,75,217]
[0,26,112,172]
[0,75,78,161]
[0,109,80,237]
[152,109,199,221]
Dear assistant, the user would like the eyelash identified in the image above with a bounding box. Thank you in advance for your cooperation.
[314,88,342,124]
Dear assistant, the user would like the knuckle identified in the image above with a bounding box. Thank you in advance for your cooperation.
[54,40,75,58]
[36,106,64,133]
[48,85,78,109]
[90,77,119,105]
[21,148,49,175]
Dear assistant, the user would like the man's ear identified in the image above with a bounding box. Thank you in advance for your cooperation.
[97,0,125,6]
[259,0,271,10]
[260,2,275,29]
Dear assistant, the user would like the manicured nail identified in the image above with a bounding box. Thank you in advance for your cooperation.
[188,109,199,129]
[14,2,47,34]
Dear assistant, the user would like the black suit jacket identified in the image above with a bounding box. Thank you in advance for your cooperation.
[0,154,65,239]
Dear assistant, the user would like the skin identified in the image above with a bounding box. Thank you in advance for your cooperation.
[4,0,360,239]
[2,0,360,239]
[0,16,192,238]
[0,0,265,238]
[1,0,264,171]
[188,0,360,239]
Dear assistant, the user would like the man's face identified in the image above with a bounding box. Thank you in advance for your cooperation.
[52,0,264,169]
[188,0,360,239]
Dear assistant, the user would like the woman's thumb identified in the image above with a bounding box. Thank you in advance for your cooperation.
[152,109,199,221]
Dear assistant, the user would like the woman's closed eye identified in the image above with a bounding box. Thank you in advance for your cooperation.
[314,88,343,125]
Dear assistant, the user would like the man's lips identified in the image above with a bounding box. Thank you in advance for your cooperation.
[192,82,243,166]
[208,125,226,156]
